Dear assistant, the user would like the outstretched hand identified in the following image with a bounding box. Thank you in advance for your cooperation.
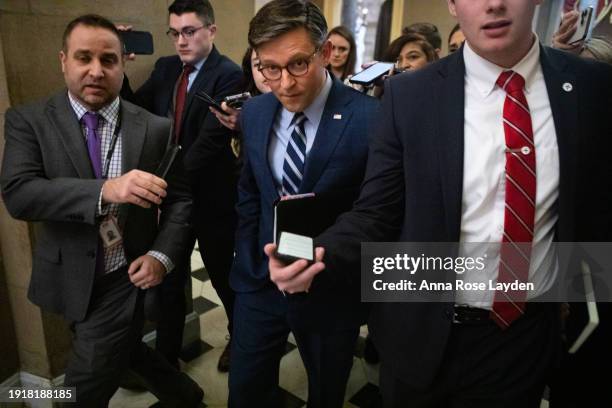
[265,243,326,294]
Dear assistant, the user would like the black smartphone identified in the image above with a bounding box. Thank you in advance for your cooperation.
[568,6,594,45]
[155,145,181,179]
[224,92,251,110]
[120,30,154,55]
[349,62,395,86]
[195,90,225,113]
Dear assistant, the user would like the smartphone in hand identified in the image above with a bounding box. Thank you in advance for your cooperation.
[568,6,594,45]
[349,62,395,86]
[119,30,154,55]
[224,92,251,110]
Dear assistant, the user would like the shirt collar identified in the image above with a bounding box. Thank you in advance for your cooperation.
[463,33,540,97]
[187,57,206,73]
[67,91,120,127]
[284,70,333,129]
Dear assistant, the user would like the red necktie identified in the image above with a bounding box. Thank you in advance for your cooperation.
[491,71,536,329]
[174,64,194,142]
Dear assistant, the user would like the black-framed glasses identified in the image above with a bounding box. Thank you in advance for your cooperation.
[166,26,206,42]
[257,50,319,81]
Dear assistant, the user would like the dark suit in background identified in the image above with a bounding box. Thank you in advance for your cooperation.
[122,45,243,365]
[229,79,379,407]
[316,46,612,406]
[1,91,201,406]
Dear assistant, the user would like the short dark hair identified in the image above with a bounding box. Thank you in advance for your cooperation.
[168,0,215,25]
[62,14,123,52]
[383,33,439,65]
[403,22,442,50]
[248,0,327,50]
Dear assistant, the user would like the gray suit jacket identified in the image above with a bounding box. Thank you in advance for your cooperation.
[1,90,192,322]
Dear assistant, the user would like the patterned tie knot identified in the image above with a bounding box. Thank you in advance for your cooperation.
[82,111,100,133]
[496,70,525,95]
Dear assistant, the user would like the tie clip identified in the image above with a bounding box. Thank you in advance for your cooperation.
[333,114,342,120]
[505,146,531,155]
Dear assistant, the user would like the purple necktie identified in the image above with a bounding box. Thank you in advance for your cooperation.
[82,112,102,178]
[82,112,105,276]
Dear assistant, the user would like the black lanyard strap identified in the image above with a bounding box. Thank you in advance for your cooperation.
[102,113,121,179]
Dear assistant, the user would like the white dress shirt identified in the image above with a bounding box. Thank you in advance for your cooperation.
[456,36,559,308]
[268,72,333,191]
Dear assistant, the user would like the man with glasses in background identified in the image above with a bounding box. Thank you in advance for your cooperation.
[121,0,242,374]
[228,1,379,407]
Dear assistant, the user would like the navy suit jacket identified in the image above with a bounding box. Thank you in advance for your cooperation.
[122,46,243,225]
[316,46,612,386]
[231,79,379,329]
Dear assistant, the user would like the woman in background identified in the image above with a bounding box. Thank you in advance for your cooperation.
[447,23,465,54]
[326,25,357,81]
[210,47,271,159]
[383,32,439,72]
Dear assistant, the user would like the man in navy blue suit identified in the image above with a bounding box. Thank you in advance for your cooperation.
[269,0,612,407]
[121,0,242,372]
[228,1,379,407]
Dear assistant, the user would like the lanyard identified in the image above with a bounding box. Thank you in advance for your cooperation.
[102,113,121,179]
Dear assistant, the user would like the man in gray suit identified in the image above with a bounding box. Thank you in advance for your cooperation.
[1,14,203,407]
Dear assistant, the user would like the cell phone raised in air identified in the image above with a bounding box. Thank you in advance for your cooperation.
[119,30,154,55]
[224,92,252,110]
[568,6,594,45]
[348,62,395,86]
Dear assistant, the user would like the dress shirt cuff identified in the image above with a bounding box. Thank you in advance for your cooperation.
[96,186,110,217]
[147,250,174,274]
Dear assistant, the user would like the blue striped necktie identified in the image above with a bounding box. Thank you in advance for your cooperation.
[282,112,307,196]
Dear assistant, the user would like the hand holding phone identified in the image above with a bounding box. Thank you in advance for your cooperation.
[568,6,594,45]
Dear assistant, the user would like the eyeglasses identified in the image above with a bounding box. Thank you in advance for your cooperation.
[166,26,206,41]
[257,50,318,81]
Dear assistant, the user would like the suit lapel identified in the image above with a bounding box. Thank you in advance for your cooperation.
[47,92,94,179]
[435,53,465,240]
[117,100,147,227]
[539,46,578,240]
[120,100,147,175]
[300,80,351,193]
[160,58,182,115]
[257,96,282,201]
[181,46,220,124]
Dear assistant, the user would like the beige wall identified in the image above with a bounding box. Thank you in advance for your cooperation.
[0,23,59,381]
[0,24,22,384]
[402,0,457,56]
[0,0,253,106]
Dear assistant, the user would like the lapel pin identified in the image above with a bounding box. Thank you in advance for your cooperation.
[562,82,573,92]
[333,114,342,120]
